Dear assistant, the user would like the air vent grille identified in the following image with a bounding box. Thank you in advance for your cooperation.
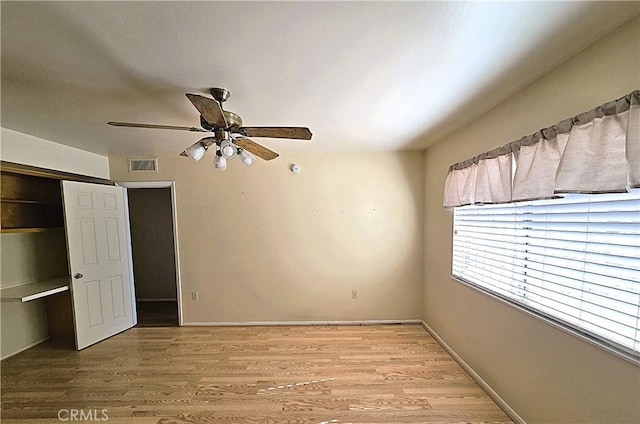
[128,158,158,172]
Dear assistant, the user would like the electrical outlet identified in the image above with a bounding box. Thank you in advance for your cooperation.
[351,289,358,300]
[192,291,199,301]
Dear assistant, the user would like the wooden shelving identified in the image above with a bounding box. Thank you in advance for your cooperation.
[1,161,111,233]
[0,276,70,302]
[1,199,58,205]
[1,171,64,232]
[1,227,60,234]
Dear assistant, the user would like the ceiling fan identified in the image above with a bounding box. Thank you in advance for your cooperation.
[107,88,312,170]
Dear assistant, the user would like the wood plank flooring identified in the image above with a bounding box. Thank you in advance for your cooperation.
[1,325,513,423]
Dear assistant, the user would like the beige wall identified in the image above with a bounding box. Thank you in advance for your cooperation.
[110,151,424,324]
[423,16,640,423]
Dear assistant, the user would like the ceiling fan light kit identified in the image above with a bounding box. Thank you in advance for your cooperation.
[214,154,227,171]
[108,87,312,172]
[185,141,207,162]
[219,140,237,159]
[238,149,255,167]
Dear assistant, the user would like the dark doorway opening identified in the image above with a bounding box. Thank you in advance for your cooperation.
[127,187,179,327]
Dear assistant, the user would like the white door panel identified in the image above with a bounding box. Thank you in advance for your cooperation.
[62,181,136,350]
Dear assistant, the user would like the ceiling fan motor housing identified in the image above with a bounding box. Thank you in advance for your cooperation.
[200,112,242,131]
[200,110,242,131]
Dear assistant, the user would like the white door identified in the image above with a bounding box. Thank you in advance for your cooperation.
[62,181,136,350]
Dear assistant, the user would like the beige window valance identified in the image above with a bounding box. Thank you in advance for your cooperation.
[443,90,640,207]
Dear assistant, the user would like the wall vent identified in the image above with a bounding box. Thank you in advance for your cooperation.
[128,158,158,172]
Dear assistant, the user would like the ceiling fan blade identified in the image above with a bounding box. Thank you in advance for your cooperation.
[238,127,312,140]
[234,137,279,161]
[108,121,206,132]
[185,94,228,128]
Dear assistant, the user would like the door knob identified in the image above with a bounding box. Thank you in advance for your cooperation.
[74,273,83,279]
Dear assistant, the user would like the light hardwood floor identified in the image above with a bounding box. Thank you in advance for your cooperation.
[1,325,513,423]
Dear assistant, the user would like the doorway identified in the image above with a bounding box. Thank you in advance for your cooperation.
[118,181,182,326]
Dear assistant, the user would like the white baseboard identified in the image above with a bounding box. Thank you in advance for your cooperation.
[1,337,49,361]
[184,319,422,327]
[420,321,526,424]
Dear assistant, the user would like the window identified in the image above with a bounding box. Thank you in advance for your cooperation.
[452,190,640,358]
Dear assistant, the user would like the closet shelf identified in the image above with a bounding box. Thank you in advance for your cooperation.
[1,227,61,234]
[1,277,70,302]
[1,198,62,205]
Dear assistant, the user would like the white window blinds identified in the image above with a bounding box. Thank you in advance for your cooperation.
[452,190,640,357]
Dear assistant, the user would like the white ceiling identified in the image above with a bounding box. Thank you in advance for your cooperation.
[1,2,638,157]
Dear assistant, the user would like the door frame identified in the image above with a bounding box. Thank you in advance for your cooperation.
[116,181,183,326]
